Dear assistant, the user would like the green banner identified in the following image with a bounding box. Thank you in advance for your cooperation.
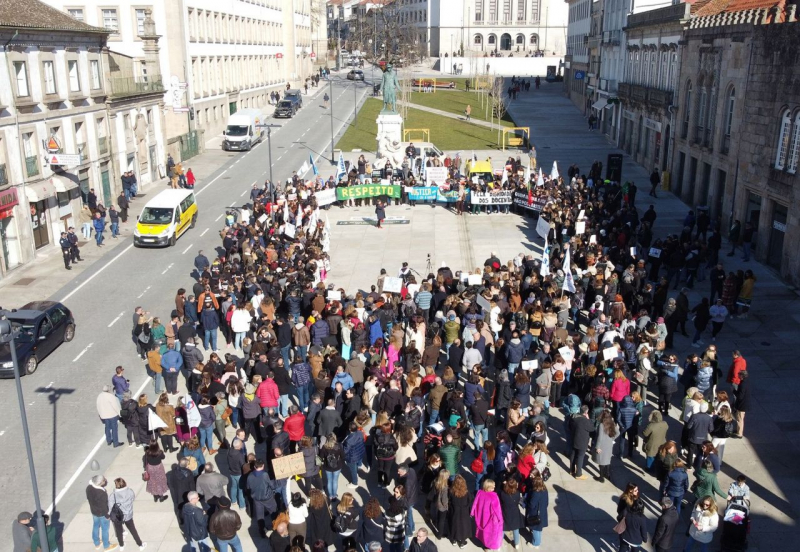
[336,184,401,200]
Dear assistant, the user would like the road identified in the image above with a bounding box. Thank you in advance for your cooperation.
[0,74,371,530]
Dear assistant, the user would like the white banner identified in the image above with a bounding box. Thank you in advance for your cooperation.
[315,188,337,206]
[383,277,403,293]
[470,191,512,205]
[425,166,448,185]
[536,216,550,239]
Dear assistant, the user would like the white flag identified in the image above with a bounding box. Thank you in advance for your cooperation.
[501,167,508,186]
[540,234,550,277]
[336,152,347,181]
[536,167,544,187]
[550,160,560,181]
[562,245,576,293]
[306,207,319,235]
[148,409,167,432]
[524,163,530,184]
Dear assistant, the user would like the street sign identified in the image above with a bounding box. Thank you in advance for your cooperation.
[574,70,585,80]
[48,153,82,166]
[173,107,189,113]
[45,135,62,153]
[276,53,284,59]
[310,52,316,58]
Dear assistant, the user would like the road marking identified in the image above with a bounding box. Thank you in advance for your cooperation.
[215,213,224,222]
[181,243,193,254]
[72,342,93,362]
[136,285,151,298]
[251,180,257,187]
[0,431,5,437]
[194,169,227,197]
[60,244,134,303]
[240,189,248,197]
[45,374,151,516]
[107,311,125,328]
[200,227,209,236]
[161,263,174,275]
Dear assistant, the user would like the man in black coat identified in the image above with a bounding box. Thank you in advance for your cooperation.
[733,370,750,439]
[447,340,464,373]
[568,405,594,479]
[652,497,679,552]
[317,399,343,442]
[686,402,714,469]
[169,458,197,528]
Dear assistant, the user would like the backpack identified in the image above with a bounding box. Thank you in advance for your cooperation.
[120,402,133,423]
[514,311,528,331]
[470,456,485,473]
[375,435,396,459]
[324,448,342,470]
[724,419,739,438]
[333,512,348,534]
[186,455,198,472]
[564,394,581,416]
[553,370,565,383]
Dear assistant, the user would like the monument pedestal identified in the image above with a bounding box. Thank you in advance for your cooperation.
[376,112,403,151]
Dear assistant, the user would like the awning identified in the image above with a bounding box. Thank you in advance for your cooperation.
[51,175,80,193]
[592,98,608,110]
[24,181,57,203]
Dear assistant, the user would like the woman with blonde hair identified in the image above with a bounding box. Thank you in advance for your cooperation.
[155,392,177,452]
[334,492,360,548]
[685,496,720,552]
[471,478,503,551]
[428,469,450,538]
[710,405,735,461]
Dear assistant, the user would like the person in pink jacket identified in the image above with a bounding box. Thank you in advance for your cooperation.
[610,367,631,407]
[256,374,280,413]
[471,479,504,550]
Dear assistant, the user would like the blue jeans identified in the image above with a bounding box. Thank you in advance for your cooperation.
[198,425,215,450]
[325,470,340,498]
[234,331,246,350]
[92,514,111,548]
[532,529,542,546]
[229,475,246,508]
[153,372,164,395]
[508,528,520,546]
[190,537,215,551]
[95,230,104,245]
[472,424,488,449]
[296,383,311,412]
[230,407,240,428]
[103,417,120,445]
[684,536,709,552]
[404,504,416,549]
[217,535,244,552]
[111,222,119,237]
[279,394,290,418]
[646,456,655,470]
[429,409,439,425]
[295,345,307,361]
[281,344,292,368]
[669,493,685,514]
[346,461,359,485]
[204,328,218,351]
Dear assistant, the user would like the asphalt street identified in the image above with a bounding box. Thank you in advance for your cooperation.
[0,74,371,531]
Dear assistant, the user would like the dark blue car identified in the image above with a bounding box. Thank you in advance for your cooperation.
[0,301,75,377]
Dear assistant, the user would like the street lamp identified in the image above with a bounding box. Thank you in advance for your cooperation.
[0,313,50,552]
[329,77,335,163]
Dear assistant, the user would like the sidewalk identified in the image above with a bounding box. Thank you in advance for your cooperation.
[396,100,498,129]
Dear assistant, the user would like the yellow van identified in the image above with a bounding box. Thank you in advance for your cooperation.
[466,160,495,184]
[134,189,198,247]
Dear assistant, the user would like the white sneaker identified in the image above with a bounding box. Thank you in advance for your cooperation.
[139,544,147,551]
[347,483,358,489]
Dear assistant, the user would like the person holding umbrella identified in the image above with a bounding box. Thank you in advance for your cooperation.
[375,200,386,229]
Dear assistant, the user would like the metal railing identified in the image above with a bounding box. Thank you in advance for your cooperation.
[25,156,39,178]
[108,76,164,98]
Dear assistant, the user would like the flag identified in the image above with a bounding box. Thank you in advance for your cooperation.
[282,197,289,222]
[306,207,319,235]
[540,235,550,277]
[296,200,303,226]
[525,164,531,187]
[148,409,167,432]
[501,167,508,186]
[550,160,560,181]
[537,167,544,187]
[335,152,346,182]
[528,186,533,206]
[310,154,318,175]
[562,245,576,293]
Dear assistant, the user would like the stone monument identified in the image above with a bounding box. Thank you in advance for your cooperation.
[376,64,404,167]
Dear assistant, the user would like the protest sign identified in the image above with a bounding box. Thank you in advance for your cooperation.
[283,223,296,238]
[521,360,538,371]
[406,187,439,201]
[272,453,306,479]
[470,191,513,205]
[437,190,459,203]
[589,234,597,244]
[425,166,448,185]
[476,295,491,312]
[336,183,401,200]
[512,191,546,211]
[467,274,483,286]
[575,221,586,234]
[383,277,403,293]
[649,248,661,258]
[315,188,337,206]
[558,346,574,363]
[536,216,550,239]
[603,347,618,361]
[327,290,342,301]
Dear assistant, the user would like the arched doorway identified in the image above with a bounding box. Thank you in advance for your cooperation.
[500,33,512,51]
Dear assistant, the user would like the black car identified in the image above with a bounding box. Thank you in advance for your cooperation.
[274,100,297,118]
[0,301,76,377]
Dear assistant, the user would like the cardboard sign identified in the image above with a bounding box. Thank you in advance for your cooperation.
[425,166,448,185]
[327,290,342,301]
[575,221,586,234]
[383,277,403,293]
[521,360,538,371]
[602,347,618,361]
[649,248,661,258]
[315,188,337,206]
[558,346,574,363]
[272,452,306,479]
[536,216,550,239]
[283,223,296,238]
[578,209,585,220]
[589,234,597,244]
[467,274,483,286]
[476,294,491,312]
[258,213,268,224]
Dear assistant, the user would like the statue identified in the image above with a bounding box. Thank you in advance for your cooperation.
[377,132,405,167]
[381,64,400,113]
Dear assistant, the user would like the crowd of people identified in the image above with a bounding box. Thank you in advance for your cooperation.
[12,155,757,552]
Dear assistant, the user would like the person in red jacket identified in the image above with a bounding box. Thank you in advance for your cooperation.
[726,350,746,392]
[256,373,280,414]
[284,405,306,451]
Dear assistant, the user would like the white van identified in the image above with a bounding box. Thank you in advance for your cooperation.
[133,189,198,247]
[222,109,265,151]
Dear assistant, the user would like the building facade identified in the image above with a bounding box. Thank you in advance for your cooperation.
[584,0,602,115]
[0,1,111,276]
[617,3,688,176]
[564,0,591,111]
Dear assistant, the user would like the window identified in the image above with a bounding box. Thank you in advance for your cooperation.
[775,110,791,169]
[68,8,84,21]
[13,61,29,97]
[102,8,119,32]
[68,60,81,92]
[135,8,147,36]
[42,61,56,94]
[722,87,735,153]
[682,81,692,138]
[696,87,707,144]
[90,60,101,89]
[788,113,800,173]
[706,87,717,148]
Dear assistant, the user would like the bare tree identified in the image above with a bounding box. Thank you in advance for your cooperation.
[347,1,423,67]
[491,77,507,144]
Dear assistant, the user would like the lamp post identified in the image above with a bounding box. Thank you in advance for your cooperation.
[329,77,335,163]
[353,80,358,124]
[0,314,49,552]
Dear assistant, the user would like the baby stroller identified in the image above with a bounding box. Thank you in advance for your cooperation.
[721,497,750,551]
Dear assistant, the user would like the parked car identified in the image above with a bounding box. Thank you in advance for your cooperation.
[347,70,365,81]
[284,89,303,110]
[0,301,76,376]
[274,100,297,118]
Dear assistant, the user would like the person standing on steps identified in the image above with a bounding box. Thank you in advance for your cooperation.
[375,200,386,229]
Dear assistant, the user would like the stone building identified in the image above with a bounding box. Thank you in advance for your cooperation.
[564,0,591,112]
[617,3,689,176]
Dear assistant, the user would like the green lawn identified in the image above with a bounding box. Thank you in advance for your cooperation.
[336,98,509,152]
[407,89,515,126]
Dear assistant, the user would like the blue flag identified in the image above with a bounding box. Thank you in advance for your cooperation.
[310,154,318,176]
[335,153,346,182]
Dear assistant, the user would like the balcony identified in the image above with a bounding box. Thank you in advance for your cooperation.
[618,83,673,108]
[25,156,39,178]
[108,76,164,98]
[98,136,108,155]
[602,30,621,46]
[587,35,602,50]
